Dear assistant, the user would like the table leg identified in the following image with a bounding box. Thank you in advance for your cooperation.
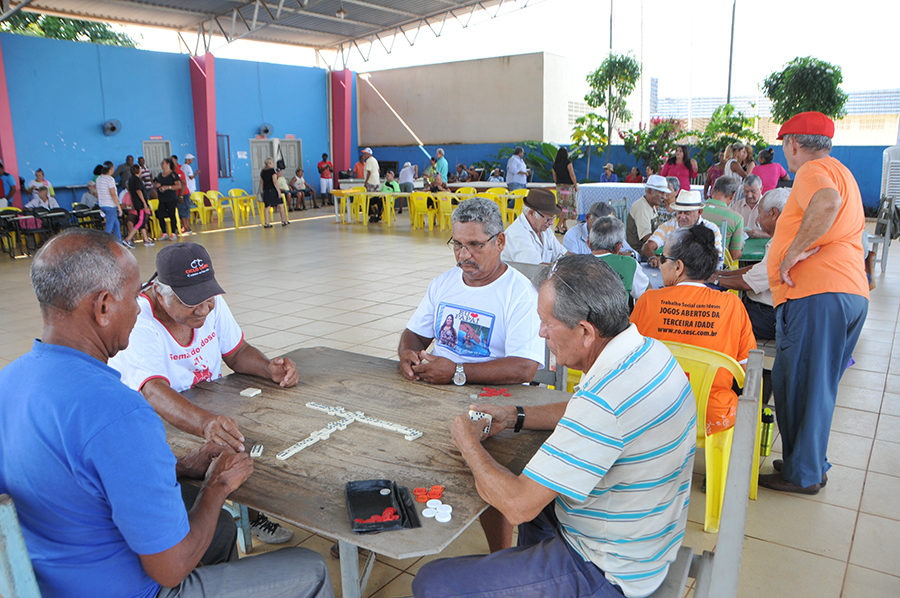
[338,540,361,598]
[338,540,377,598]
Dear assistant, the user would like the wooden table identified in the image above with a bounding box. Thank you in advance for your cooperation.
[170,347,562,598]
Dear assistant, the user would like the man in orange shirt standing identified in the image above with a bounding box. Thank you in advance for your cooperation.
[760,113,869,494]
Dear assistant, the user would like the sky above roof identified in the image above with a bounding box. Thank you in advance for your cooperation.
[124,0,898,100]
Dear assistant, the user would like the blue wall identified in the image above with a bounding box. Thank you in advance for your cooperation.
[1,33,343,203]
[371,142,886,208]
[2,33,196,192]
[215,59,330,193]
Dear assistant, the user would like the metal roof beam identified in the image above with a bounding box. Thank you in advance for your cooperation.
[1,0,36,22]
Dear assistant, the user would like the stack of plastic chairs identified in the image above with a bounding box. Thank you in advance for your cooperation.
[148,198,181,240]
[206,190,235,227]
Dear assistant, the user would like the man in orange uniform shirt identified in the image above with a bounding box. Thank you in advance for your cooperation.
[631,225,755,436]
[760,112,868,494]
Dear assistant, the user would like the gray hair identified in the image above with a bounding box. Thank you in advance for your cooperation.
[783,133,832,152]
[759,188,791,213]
[513,146,524,156]
[713,175,740,198]
[436,148,444,157]
[743,174,762,189]
[588,201,614,221]
[532,254,629,338]
[589,216,625,253]
[31,229,127,311]
[666,176,680,193]
[265,157,275,167]
[154,281,177,303]
[451,197,505,237]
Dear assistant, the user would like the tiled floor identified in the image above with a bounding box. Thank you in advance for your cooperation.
[1,207,898,597]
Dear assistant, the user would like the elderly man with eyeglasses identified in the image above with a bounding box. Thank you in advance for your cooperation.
[399,197,544,388]
[411,255,696,598]
[109,242,300,545]
[500,188,569,265]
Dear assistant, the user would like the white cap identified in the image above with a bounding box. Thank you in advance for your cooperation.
[362,147,373,155]
[184,153,195,160]
[403,161,411,168]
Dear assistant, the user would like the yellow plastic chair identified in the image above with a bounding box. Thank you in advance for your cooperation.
[257,192,291,226]
[349,188,371,224]
[190,192,213,226]
[228,188,254,226]
[382,193,397,227]
[334,187,363,224]
[148,198,182,240]
[437,195,456,231]
[409,192,437,230]
[511,188,528,223]
[661,341,761,534]
[482,192,509,227]
[206,190,236,227]
[455,187,477,202]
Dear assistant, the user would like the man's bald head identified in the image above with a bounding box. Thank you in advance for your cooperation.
[32,229,132,312]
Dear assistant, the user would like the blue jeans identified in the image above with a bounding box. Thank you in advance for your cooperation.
[101,206,121,241]
[773,293,868,488]
[412,504,624,598]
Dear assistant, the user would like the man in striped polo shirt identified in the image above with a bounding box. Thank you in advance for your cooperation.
[413,255,697,598]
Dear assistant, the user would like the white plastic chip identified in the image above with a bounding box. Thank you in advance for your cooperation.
[426,499,442,508]
[422,508,437,518]
[435,512,452,523]
[436,504,452,514]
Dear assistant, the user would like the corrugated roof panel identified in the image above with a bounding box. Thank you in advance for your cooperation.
[20,0,517,50]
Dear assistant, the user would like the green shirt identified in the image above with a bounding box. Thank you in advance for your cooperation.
[380,180,400,193]
[703,198,745,254]
[595,253,638,295]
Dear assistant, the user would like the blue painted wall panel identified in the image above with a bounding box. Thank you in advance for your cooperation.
[1,33,195,189]
[215,58,330,193]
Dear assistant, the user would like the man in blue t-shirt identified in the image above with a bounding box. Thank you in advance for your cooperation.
[0,228,333,598]
[0,160,16,207]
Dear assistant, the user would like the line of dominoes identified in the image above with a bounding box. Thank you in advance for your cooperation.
[275,402,423,461]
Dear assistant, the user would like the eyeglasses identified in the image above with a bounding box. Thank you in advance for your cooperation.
[548,257,595,327]
[658,254,678,264]
[447,233,499,252]
[531,209,556,224]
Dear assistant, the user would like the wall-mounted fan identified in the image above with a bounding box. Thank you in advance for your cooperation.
[102,119,121,136]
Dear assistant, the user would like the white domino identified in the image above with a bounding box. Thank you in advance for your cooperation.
[240,388,262,397]
[276,436,319,460]
[404,430,423,441]
[250,444,263,457]
[469,410,492,436]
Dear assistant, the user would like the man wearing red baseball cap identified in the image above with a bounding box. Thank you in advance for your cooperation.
[760,112,869,494]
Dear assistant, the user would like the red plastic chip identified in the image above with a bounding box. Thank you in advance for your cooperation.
[413,487,428,495]
[416,494,429,503]
[427,490,443,499]
[430,485,444,493]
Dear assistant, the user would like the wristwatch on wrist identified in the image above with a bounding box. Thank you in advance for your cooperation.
[514,406,525,433]
[453,363,466,386]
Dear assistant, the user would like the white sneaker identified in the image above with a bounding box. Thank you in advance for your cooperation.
[159,233,169,241]
[182,230,192,236]
[143,240,156,247]
[250,514,294,544]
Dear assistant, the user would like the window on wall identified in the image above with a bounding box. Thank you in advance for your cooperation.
[217,134,232,178]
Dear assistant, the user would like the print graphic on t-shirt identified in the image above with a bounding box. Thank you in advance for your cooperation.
[435,302,495,358]
[191,352,214,387]
[655,298,720,337]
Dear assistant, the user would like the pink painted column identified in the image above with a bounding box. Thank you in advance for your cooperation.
[190,53,217,192]
[331,69,354,187]
[0,36,21,207]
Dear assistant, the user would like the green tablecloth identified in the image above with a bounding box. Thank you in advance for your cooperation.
[742,238,768,262]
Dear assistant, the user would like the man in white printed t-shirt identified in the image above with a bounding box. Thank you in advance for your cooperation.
[109,242,299,545]
[399,197,544,387]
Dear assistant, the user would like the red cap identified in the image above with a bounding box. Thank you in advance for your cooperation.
[777,112,835,140]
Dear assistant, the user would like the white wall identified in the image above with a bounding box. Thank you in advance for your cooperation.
[542,53,593,144]
[358,54,546,146]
